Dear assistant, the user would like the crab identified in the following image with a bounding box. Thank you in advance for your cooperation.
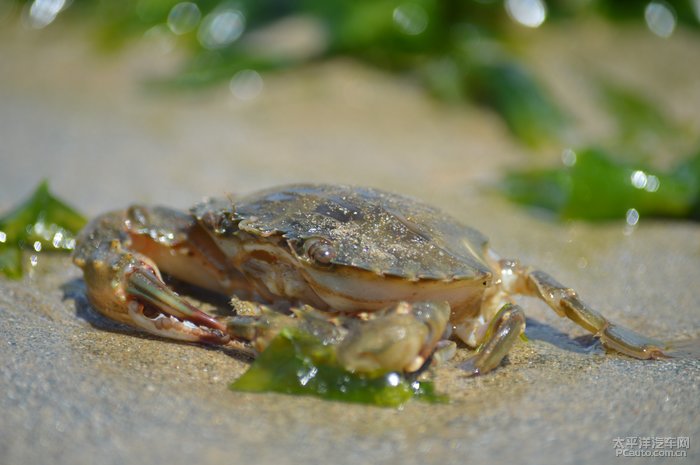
[73,184,687,376]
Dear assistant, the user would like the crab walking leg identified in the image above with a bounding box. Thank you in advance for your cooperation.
[461,304,526,376]
[496,258,685,359]
[73,211,229,344]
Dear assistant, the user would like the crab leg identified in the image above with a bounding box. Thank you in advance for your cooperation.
[461,303,526,376]
[73,210,229,344]
[497,258,698,359]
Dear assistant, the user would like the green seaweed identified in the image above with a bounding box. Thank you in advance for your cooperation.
[466,60,566,148]
[231,327,447,407]
[502,148,700,221]
[0,181,87,279]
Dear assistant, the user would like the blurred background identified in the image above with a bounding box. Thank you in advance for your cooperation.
[1,0,699,219]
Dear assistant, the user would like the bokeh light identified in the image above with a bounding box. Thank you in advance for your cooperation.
[561,148,577,167]
[167,2,201,36]
[644,1,676,38]
[26,0,66,29]
[625,208,640,226]
[392,3,429,36]
[505,0,547,28]
[198,5,245,49]
[629,170,660,192]
[230,69,264,101]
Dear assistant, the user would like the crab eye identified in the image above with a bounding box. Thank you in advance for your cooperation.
[304,238,336,265]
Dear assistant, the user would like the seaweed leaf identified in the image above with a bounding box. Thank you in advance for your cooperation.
[0,181,86,278]
[231,327,447,407]
[502,148,700,221]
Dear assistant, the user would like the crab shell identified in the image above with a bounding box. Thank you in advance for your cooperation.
[177,184,494,324]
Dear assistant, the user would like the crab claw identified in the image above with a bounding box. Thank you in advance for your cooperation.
[73,210,230,345]
[125,268,229,344]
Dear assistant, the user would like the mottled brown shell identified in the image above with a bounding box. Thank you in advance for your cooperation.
[194,184,491,282]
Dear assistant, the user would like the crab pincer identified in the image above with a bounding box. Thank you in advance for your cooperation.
[73,212,229,344]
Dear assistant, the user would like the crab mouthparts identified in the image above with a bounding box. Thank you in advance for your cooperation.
[126,268,230,344]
